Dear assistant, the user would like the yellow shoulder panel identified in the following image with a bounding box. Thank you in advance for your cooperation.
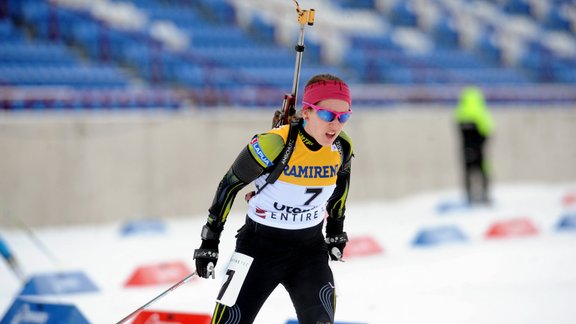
[247,125,289,168]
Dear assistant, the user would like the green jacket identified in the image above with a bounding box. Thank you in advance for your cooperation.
[455,87,494,136]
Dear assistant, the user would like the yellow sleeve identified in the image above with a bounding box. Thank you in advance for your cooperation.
[247,127,288,168]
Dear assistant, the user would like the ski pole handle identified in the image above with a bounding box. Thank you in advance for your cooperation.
[207,262,215,279]
[331,247,345,262]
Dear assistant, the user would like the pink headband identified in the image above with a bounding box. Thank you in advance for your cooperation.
[302,80,351,108]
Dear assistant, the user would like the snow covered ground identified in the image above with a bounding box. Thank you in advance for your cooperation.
[2,182,576,324]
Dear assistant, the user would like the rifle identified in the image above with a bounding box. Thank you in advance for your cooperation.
[250,1,316,195]
[272,0,315,128]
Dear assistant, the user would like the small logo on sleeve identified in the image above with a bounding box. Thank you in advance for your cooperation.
[250,137,273,167]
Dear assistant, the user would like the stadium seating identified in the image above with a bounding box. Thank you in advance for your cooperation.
[0,0,574,109]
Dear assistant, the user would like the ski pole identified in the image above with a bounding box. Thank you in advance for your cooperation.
[0,234,26,281]
[273,0,315,128]
[2,205,61,276]
[116,269,202,324]
[7,211,61,267]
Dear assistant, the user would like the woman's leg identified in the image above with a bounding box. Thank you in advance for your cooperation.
[210,230,291,323]
[282,241,335,324]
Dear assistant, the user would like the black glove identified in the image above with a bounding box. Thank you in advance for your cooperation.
[326,232,348,261]
[194,239,218,278]
[193,225,220,278]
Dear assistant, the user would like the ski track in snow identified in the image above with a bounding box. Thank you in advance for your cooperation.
[1,182,576,324]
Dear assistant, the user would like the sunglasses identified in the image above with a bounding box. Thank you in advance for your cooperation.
[302,101,352,123]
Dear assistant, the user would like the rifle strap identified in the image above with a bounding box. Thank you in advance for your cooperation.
[256,120,301,195]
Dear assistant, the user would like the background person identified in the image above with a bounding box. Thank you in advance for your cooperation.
[455,86,494,205]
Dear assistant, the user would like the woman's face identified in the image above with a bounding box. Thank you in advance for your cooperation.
[302,98,351,146]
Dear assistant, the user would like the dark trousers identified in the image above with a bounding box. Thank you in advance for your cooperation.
[210,218,336,324]
[464,157,489,204]
[459,123,490,205]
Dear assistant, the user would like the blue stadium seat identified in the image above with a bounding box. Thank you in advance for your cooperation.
[473,31,503,63]
[333,0,375,10]
[543,6,573,32]
[431,18,460,48]
[389,2,418,27]
[196,0,236,23]
[503,0,532,16]
[248,14,275,43]
[0,19,23,40]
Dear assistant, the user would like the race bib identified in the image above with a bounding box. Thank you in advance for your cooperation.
[216,252,253,307]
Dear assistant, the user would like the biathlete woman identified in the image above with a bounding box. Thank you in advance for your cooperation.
[194,73,354,324]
